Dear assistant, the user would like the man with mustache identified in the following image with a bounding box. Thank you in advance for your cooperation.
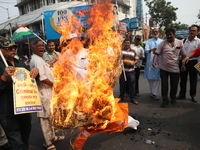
[119,38,139,104]
[144,28,163,100]
[29,39,64,150]
[177,25,200,102]
[153,28,186,108]
[0,36,39,149]
[43,40,60,68]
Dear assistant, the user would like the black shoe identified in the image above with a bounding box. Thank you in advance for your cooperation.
[160,101,169,108]
[191,97,197,102]
[176,95,186,100]
[171,99,177,104]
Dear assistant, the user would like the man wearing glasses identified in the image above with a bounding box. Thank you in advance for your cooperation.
[177,25,200,102]
[0,36,39,150]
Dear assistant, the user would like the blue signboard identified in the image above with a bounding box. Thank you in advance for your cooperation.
[120,18,139,29]
[136,0,142,20]
[176,30,189,38]
[44,5,92,40]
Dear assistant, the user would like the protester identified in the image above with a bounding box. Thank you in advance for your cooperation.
[119,38,139,104]
[144,28,163,100]
[43,40,60,68]
[182,47,200,76]
[177,25,200,102]
[153,28,186,108]
[30,39,64,150]
[131,35,145,96]
[0,36,39,149]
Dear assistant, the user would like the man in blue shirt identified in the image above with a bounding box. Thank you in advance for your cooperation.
[144,28,163,100]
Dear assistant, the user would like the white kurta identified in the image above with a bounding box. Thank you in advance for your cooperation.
[144,38,163,80]
[30,54,54,118]
[62,48,89,79]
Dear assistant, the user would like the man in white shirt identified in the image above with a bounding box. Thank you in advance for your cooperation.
[177,25,200,102]
[131,35,145,96]
[30,39,64,150]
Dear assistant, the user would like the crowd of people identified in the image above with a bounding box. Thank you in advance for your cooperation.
[0,24,200,150]
[121,24,200,108]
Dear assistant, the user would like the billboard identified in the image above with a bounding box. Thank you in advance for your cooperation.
[44,5,92,40]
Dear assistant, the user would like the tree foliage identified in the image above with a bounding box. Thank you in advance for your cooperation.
[178,23,189,29]
[144,0,178,29]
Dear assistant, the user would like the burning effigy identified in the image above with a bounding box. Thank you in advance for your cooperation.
[51,0,123,130]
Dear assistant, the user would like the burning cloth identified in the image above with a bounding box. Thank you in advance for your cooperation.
[50,1,139,149]
[71,102,139,150]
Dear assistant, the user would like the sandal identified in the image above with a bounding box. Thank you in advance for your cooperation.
[43,143,56,150]
[51,136,65,143]
[132,100,139,105]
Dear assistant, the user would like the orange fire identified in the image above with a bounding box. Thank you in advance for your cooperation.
[51,0,122,130]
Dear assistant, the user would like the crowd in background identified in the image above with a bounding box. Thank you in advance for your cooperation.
[0,24,200,150]
[121,24,200,108]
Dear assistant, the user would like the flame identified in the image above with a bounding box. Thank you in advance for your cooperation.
[51,0,122,130]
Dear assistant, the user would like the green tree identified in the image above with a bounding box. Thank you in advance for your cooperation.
[144,0,178,29]
[179,23,189,29]
[170,22,189,30]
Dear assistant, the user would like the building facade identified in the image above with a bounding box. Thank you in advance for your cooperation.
[0,0,137,57]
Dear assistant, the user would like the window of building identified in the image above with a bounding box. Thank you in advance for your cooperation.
[29,0,43,11]
[32,23,41,31]
[19,3,29,15]
[118,4,129,15]
[46,0,56,5]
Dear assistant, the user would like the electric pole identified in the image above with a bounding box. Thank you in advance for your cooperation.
[0,6,12,36]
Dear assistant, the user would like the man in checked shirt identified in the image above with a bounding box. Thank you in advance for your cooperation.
[119,38,139,105]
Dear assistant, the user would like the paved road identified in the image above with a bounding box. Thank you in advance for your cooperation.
[29,71,200,150]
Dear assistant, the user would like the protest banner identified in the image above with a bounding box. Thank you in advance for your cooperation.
[13,67,42,114]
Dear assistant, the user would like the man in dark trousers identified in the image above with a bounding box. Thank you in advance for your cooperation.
[0,36,38,150]
[119,38,139,104]
[177,25,200,102]
[153,28,186,108]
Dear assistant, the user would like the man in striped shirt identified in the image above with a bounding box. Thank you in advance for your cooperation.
[119,38,139,104]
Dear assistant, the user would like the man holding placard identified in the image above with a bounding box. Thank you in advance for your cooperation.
[0,36,39,150]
